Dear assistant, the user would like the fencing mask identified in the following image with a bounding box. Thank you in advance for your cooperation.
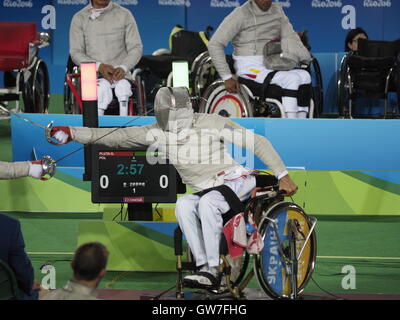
[263,34,312,71]
[154,87,194,133]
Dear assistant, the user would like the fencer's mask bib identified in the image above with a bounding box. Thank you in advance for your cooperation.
[154,87,194,133]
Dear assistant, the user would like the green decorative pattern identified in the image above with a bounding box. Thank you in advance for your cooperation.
[1,169,399,215]
[78,221,179,271]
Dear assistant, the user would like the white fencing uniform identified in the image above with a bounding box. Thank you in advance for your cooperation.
[176,167,256,267]
[234,55,311,118]
[97,78,132,116]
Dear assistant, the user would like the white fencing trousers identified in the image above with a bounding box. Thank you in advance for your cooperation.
[175,174,256,268]
[234,55,311,116]
[97,78,132,115]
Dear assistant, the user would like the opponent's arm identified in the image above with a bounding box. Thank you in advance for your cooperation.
[0,161,44,180]
[49,124,158,149]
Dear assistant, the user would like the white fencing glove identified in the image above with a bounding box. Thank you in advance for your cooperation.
[28,161,43,179]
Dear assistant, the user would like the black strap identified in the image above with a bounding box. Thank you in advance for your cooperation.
[195,184,245,215]
[262,70,307,100]
[261,70,279,100]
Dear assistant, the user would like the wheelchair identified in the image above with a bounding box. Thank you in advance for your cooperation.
[0,22,50,115]
[135,25,216,111]
[63,55,146,116]
[199,32,324,119]
[174,175,317,300]
[337,38,400,119]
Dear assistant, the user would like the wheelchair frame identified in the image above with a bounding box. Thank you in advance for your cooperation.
[337,40,400,119]
[134,25,216,111]
[174,185,317,300]
[197,53,324,119]
[63,57,146,116]
[199,78,316,119]
[0,22,50,115]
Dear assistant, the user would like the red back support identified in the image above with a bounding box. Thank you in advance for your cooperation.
[0,22,37,71]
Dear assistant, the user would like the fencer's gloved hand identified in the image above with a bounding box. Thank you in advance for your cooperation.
[28,161,43,179]
[50,126,72,144]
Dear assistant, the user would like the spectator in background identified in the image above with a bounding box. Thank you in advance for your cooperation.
[41,242,109,300]
[0,160,51,299]
[69,0,143,116]
[0,213,48,299]
[345,27,369,52]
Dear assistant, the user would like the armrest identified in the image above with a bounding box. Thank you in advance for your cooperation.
[152,48,171,56]
[30,32,51,49]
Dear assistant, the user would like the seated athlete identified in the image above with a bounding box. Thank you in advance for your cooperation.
[69,0,143,116]
[49,86,298,287]
[208,0,312,118]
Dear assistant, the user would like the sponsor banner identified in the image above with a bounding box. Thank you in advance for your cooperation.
[209,0,241,8]
[158,0,190,6]
[56,0,88,4]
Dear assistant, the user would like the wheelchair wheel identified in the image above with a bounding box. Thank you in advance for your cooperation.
[337,54,350,117]
[191,52,217,97]
[228,252,250,288]
[22,59,50,113]
[310,56,324,117]
[199,79,253,117]
[133,74,147,116]
[254,201,317,299]
[63,71,81,114]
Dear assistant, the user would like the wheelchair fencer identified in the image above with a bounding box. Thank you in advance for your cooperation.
[174,174,317,300]
[63,55,146,116]
[337,38,400,119]
[135,25,216,110]
[199,31,323,119]
[0,22,51,115]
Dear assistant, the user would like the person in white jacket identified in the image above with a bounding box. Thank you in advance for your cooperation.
[69,0,143,116]
[208,0,312,118]
[49,87,298,288]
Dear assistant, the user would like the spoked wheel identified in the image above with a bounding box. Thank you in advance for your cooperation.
[224,252,250,289]
[134,75,147,116]
[23,59,50,113]
[310,55,324,118]
[254,202,317,299]
[191,51,218,98]
[64,71,81,115]
[337,54,350,118]
[199,80,253,117]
